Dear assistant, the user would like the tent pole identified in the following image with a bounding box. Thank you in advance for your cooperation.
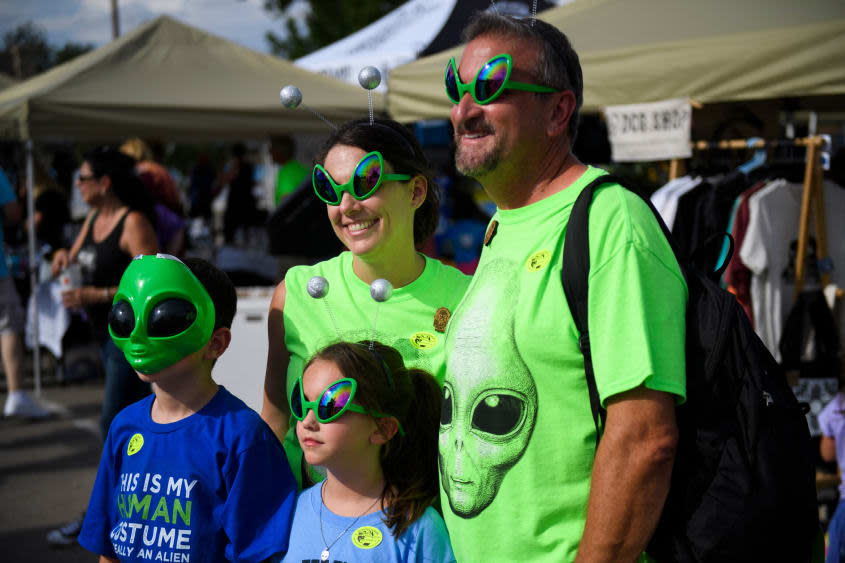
[25,140,41,397]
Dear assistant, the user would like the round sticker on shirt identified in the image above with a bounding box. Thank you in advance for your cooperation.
[352,526,383,549]
[526,250,551,272]
[127,433,144,456]
[410,331,438,350]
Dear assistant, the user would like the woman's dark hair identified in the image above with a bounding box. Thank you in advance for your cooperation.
[306,341,441,538]
[315,118,440,247]
[84,146,156,224]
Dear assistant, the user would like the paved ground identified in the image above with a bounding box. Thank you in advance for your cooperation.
[0,381,105,562]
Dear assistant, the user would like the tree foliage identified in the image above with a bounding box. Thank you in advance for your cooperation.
[0,22,94,80]
[264,0,406,59]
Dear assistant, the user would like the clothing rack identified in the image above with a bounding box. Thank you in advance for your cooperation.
[668,135,838,300]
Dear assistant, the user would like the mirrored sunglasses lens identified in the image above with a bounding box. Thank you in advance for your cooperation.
[353,155,382,198]
[147,298,197,337]
[290,379,304,419]
[445,62,460,103]
[475,57,509,102]
[317,380,353,420]
[313,169,339,204]
[108,300,135,338]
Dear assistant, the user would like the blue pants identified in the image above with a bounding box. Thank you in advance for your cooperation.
[829,500,845,562]
[99,338,150,439]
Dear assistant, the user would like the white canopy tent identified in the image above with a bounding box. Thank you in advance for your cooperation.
[295,0,558,92]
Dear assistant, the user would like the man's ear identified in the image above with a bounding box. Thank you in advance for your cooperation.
[546,90,577,138]
[409,175,428,210]
[204,327,231,361]
[370,417,399,445]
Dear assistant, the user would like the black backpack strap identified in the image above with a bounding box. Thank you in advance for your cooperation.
[561,174,679,450]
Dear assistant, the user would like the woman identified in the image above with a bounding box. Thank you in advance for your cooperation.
[51,147,158,438]
[261,119,470,487]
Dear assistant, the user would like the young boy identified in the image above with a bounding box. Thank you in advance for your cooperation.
[78,254,296,562]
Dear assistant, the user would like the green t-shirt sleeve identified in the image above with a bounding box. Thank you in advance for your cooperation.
[586,187,687,406]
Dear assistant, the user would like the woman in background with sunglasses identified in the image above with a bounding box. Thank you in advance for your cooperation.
[261,118,470,487]
[278,340,454,562]
[51,147,159,439]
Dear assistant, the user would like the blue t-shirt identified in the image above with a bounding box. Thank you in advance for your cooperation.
[79,386,297,563]
[280,484,455,563]
[0,168,16,278]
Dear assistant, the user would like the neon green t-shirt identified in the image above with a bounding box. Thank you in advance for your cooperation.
[274,160,308,206]
[283,251,470,487]
[439,166,687,561]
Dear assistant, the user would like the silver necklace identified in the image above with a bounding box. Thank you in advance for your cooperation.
[319,481,381,562]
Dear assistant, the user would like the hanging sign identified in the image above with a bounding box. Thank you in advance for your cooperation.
[604,98,692,162]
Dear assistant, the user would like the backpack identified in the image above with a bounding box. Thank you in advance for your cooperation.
[561,175,818,562]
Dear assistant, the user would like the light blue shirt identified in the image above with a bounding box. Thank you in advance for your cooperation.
[280,484,455,563]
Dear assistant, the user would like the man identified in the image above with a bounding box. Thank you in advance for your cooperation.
[270,134,308,207]
[438,13,687,561]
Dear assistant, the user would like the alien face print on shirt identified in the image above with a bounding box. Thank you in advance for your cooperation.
[439,257,538,518]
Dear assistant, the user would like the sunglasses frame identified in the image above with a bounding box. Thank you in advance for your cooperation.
[445,53,558,105]
[291,376,406,436]
[312,151,411,206]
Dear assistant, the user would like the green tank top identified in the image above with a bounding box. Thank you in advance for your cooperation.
[282,251,470,487]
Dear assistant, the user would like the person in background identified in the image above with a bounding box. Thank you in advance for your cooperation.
[270,134,308,207]
[221,143,258,245]
[46,147,158,547]
[820,391,845,562]
[188,152,216,221]
[0,165,50,418]
[119,139,186,256]
[120,138,182,216]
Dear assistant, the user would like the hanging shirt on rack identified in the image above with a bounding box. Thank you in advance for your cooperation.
[655,176,702,231]
[739,180,845,361]
[723,180,770,323]
[651,176,691,220]
[695,172,750,272]
[672,179,714,260]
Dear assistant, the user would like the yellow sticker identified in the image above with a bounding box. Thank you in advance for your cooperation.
[526,250,551,272]
[127,433,144,456]
[351,526,383,549]
[410,331,438,350]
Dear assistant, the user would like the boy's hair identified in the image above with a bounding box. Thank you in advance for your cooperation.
[183,257,237,330]
[306,341,441,538]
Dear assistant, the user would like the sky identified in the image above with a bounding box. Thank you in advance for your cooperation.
[0,0,306,55]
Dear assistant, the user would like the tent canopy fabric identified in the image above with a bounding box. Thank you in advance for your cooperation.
[387,0,845,121]
[0,16,384,141]
[295,0,554,92]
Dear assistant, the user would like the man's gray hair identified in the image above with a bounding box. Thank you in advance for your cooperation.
[462,12,583,144]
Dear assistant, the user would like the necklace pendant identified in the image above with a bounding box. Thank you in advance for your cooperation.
[321,548,329,561]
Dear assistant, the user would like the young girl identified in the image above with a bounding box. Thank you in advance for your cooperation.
[280,341,455,563]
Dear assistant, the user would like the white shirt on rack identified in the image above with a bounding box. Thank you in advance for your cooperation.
[740,179,845,360]
[650,176,702,231]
